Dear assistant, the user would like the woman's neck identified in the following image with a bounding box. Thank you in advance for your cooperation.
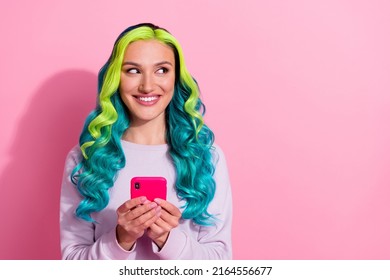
[122,118,167,145]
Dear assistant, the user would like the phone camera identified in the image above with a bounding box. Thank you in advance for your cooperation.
[135,182,140,190]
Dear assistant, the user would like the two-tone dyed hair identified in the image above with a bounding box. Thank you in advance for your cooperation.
[71,23,216,225]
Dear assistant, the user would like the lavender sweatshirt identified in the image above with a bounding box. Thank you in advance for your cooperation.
[60,140,233,260]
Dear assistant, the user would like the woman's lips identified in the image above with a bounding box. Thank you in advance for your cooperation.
[133,95,160,106]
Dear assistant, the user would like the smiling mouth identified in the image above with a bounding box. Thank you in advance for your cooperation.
[134,95,160,105]
[138,96,158,102]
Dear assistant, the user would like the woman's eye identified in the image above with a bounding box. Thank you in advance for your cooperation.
[156,67,168,74]
[127,68,139,74]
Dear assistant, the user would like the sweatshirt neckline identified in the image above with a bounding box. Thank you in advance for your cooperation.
[120,139,169,152]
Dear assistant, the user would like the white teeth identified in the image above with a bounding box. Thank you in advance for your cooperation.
[139,96,158,102]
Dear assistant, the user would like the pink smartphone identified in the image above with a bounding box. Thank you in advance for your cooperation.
[130,177,167,201]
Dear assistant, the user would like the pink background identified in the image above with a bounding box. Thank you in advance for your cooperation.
[1,0,389,259]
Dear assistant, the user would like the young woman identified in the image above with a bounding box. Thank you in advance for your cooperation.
[60,23,232,260]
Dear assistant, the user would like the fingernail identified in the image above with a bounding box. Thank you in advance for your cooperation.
[154,198,162,204]
[140,196,147,202]
[149,202,157,208]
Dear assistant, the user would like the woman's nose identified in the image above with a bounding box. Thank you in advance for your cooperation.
[139,74,154,93]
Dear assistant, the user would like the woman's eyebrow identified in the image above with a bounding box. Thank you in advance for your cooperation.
[122,61,173,66]
[155,61,173,66]
[122,61,141,66]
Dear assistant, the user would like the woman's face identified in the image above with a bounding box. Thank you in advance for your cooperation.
[119,39,175,127]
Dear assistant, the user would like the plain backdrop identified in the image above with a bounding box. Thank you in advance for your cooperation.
[0,0,389,259]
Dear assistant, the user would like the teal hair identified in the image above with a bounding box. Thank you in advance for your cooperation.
[71,23,216,225]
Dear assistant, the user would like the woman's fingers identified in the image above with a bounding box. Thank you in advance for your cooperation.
[117,198,181,249]
[151,216,171,232]
[155,209,179,229]
[118,202,160,227]
[128,206,162,228]
[117,196,147,214]
[116,197,162,249]
[146,200,182,248]
[154,198,182,218]
[124,202,157,221]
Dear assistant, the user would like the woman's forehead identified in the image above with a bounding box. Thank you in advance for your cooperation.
[123,40,175,64]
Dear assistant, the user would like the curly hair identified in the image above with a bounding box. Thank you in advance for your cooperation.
[71,23,216,225]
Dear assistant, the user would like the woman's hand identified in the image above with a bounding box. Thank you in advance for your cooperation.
[146,198,182,249]
[116,196,161,250]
